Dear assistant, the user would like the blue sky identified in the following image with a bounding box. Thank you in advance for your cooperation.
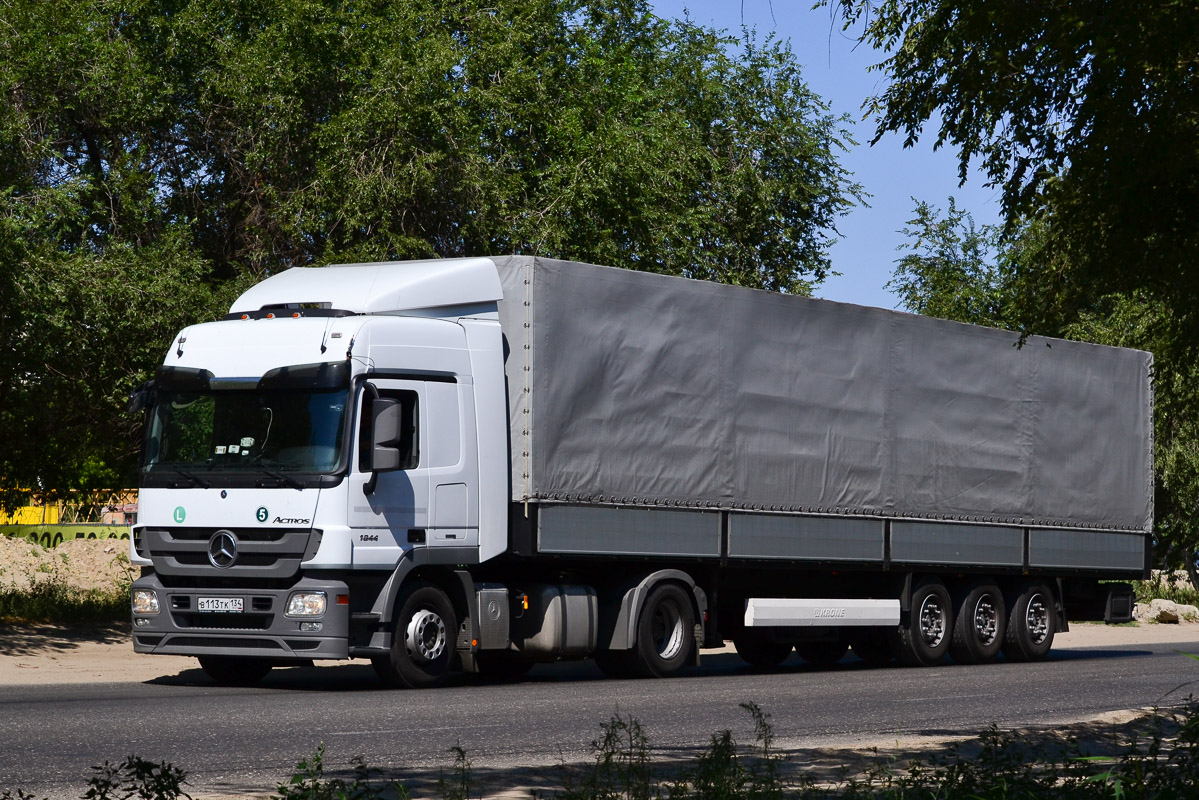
[647,0,1003,310]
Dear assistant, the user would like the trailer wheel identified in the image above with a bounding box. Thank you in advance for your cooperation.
[475,652,534,682]
[795,641,849,667]
[893,579,953,667]
[372,582,457,689]
[733,633,793,669]
[1002,582,1056,662]
[949,582,1006,664]
[633,583,695,678]
[197,656,273,685]
[849,631,893,667]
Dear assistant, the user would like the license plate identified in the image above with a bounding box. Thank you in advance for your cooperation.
[198,597,243,613]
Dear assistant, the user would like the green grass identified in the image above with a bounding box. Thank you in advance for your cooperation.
[0,578,127,626]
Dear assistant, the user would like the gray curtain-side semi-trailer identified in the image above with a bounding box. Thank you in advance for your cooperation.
[484,256,1151,672]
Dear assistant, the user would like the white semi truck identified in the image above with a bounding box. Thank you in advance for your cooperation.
[128,257,1152,686]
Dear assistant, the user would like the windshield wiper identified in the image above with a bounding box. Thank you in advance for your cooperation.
[167,465,212,489]
[252,458,306,490]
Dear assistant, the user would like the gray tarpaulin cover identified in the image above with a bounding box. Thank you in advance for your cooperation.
[494,257,1153,533]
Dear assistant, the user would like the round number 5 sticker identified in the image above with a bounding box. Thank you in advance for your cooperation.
[256,506,269,523]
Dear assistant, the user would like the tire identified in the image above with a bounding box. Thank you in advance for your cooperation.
[949,582,1006,665]
[849,630,894,667]
[893,578,953,667]
[632,583,695,678]
[474,652,534,682]
[372,582,457,689]
[1002,582,1056,662]
[794,641,849,667]
[733,633,793,669]
[198,656,273,685]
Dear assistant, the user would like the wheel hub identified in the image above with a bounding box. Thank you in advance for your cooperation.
[405,608,447,663]
[918,595,946,647]
[651,602,685,660]
[973,597,999,645]
[1025,594,1050,645]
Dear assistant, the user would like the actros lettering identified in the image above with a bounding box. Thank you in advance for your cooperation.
[273,517,311,525]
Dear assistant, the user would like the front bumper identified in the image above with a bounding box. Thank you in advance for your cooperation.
[131,573,351,660]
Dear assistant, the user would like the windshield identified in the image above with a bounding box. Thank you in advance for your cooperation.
[145,387,350,476]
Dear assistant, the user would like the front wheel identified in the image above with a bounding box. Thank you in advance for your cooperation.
[1002,582,1056,662]
[198,656,273,686]
[373,582,457,689]
[633,583,695,678]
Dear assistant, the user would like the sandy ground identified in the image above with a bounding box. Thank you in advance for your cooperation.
[2,620,1199,686]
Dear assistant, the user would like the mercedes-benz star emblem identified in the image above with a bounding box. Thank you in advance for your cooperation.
[207,530,239,569]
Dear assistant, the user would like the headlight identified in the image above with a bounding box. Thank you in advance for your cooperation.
[132,589,160,615]
[286,591,327,617]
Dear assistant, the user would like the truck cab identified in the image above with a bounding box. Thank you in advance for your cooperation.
[130,258,510,685]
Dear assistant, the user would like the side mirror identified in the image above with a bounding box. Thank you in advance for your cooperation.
[126,381,154,413]
[368,398,404,472]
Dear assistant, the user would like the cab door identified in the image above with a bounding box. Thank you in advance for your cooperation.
[348,379,429,565]
[424,380,478,549]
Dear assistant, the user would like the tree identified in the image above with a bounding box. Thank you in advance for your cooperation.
[888,198,1010,328]
[0,0,862,506]
[826,0,1199,335]
[892,199,1199,574]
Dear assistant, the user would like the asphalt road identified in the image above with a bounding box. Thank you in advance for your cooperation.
[3,641,1198,798]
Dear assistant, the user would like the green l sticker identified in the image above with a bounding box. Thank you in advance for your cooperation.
[173,506,186,524]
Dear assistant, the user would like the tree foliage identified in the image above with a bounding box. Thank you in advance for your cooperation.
[0,0,861,505]
[827,0,1199,333]
[892,201,1199,568]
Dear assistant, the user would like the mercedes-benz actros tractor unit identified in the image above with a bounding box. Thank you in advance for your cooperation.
[127,256,1152,686]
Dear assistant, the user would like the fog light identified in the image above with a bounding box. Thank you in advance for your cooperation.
[132,589,160,615]
[134,617,152,627]
[299,621,323,632]
[286,591,327,617]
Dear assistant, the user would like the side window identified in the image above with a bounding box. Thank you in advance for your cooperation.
[358,389,419,472]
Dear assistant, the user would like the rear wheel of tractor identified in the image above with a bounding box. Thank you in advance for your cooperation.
[372,582,457,689]
[794,641,849,667]
[733,633,793,669]
[198,656,273,686]
[1002,582,1056,662]
[949,582,1006,665]
[893,579,953,667]
[633,583,695,678]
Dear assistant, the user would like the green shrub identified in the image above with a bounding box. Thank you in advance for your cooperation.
[1134,574,1199,606]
